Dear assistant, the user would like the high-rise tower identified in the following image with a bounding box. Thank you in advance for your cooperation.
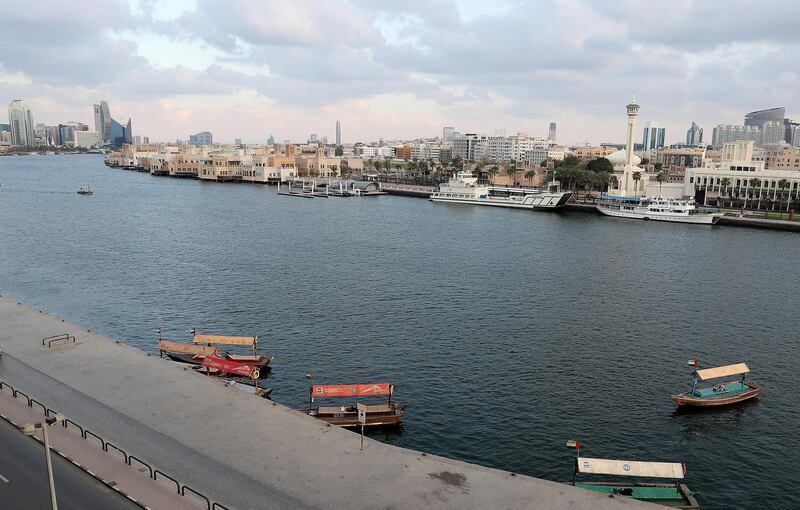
[335,120,341,146]
[548,122,556,142]
[7,100,35,146]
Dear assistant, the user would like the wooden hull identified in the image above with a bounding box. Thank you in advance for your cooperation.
[672,385,762,407]
[305,404,406,428]
[164,351,272,370]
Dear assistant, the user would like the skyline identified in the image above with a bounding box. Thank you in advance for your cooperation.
[1,0,799,145]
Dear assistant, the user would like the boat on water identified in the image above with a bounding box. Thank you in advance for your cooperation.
[159,333,273,370]
[159,339,220,364]
[191,332,273,369]
[596,194,723,224]
[566,440,700,509]
[304,383,406,428]
[430,171,573,210]
[77,185,93,195]
[672,361,762,408]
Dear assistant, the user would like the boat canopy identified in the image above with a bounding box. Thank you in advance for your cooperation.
[577,457,685,479]
[193,334,258,347]
[311,383,392,399]
[696,363,749,381]
[159,340,220,357]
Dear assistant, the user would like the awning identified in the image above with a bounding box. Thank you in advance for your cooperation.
[159,340,219,357]
[696,363,749,381]
[193,334,258,347]
[577,457,685,479]
[311,383,392,398]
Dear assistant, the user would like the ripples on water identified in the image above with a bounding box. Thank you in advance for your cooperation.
[1,156,798,509]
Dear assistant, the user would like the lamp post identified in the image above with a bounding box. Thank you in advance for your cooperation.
[21,414,65,510]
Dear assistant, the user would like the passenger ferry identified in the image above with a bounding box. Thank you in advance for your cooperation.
[430,172,573,210]
[596,194,723,225]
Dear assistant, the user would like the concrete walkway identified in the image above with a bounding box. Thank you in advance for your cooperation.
[0,295,651,509]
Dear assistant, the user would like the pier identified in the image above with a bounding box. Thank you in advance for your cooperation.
[0,295,651,509]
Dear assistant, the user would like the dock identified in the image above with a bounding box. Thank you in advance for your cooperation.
[0,295,651,510]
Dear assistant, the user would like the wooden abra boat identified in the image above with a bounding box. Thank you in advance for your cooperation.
[672,361,762,408]
[192,332,273,369]
[305,383,405,428]
[159,339,220,364]
[566,440,700,509]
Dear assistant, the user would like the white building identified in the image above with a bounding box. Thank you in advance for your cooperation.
[7,99,35,147]
[73,131,101,148]
[711,124,760,146]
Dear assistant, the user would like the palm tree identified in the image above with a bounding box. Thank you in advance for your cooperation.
[505,165,517,187]
[655,171,665,194]
[487,165,499,184]
[632,171,642,194]
[748,178,761,211]
[778,178,790,211]
[720,177,731,208]
[524,169,536,187]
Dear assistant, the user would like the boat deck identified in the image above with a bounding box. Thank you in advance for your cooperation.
[693,381,749,398]
[576,483,697,507]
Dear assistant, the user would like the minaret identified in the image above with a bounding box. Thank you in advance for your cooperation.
[621,94,640,196]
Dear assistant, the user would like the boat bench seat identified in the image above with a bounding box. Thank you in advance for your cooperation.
[693,382,748,398]
[356,404,392,413]
[317,406,348,415]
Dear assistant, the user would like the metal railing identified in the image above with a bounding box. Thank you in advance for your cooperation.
[0,378,229,510]
[41,333,76,348]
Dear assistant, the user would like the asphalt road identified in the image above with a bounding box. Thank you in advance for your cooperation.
[0,417,140,510]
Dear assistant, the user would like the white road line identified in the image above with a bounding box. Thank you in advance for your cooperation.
[0,473,9,483]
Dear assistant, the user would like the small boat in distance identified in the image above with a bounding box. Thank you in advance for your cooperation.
[672,361,762,408]
[304,383,405,428]
[77,185,93,195]
[566,440,700,509]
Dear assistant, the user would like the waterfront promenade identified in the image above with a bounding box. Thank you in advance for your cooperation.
[0,295,652,509]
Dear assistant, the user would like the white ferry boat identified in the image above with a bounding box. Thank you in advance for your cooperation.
[596,194,723,224]
[430,172,573,210]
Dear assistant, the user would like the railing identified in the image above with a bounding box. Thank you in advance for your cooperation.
[0,377,229,509]
[41,333,76,348]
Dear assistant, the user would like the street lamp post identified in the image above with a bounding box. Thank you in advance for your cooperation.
[21,414,65,510]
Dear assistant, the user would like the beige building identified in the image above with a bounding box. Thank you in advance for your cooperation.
[765,147,800,171]
[571,145,618,162]
[297,149,340,178]
[198,154,243,182]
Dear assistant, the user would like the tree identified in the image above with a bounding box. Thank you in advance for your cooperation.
[778,179,790,211]
[524,169,536,187]
[505,165,517,187]
[406,160,417,176]
[561,154,581,168]
[654,162,663,171]
[632,171,642,194]
[655,171,665,194]
[748,178,761,210]
[586,157,614,174]
[720,177,731,208]
[340,160,350,178]
[487,165,499,183]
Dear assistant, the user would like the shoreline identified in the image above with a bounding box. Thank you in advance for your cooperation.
[0,294,647,509]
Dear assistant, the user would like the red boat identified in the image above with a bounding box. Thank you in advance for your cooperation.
[192,333,273,370]
[304,383,405,428]
[672,361,762,408]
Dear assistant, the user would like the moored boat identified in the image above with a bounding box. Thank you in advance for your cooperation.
[191,331,273,370]
[566,440,700,509]
[304,383,405,428]
[596,194,723,224]
[430,171,573,210]
[672,361,762,408]
[159,339,220,364]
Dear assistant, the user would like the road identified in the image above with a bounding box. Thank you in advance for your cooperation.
[0,417,140,510]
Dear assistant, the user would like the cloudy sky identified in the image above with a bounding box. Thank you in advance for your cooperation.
[1,0,798,145]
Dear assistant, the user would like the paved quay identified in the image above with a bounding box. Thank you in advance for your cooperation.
[0,295,652,509]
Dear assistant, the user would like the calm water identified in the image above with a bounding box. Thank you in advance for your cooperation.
[1,155,798,509]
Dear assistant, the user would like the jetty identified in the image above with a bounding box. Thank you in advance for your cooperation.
[0,295,652,509]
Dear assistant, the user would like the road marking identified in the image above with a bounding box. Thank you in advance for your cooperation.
[0,473,9,483]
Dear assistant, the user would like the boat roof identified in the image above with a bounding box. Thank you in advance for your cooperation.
[603,195,645,201]
[696,363,749,381]
[577,457,685,479]
[311,383,392,398]
[159,340,219,356]
[193,334,258,347]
